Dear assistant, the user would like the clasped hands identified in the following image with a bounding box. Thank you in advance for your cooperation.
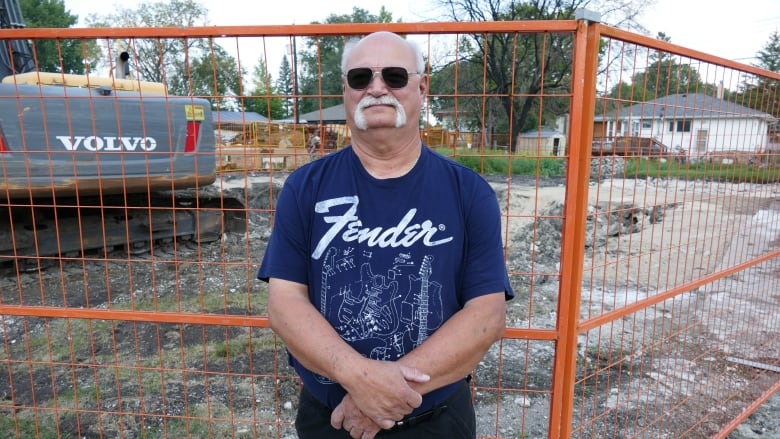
[330,361,430,439]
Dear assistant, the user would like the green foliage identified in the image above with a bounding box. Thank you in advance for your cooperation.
[434,148,780,184]
[85,0,213,93]
[0,413,59,439]
[431,0,585,150]
[606,57,704,103]
[296,7,396,115]
[18,0,96,74]
[429,62,509,132]
[244,58,285,119]
[452,154,509,174]
[213,337,252,359]
[169,43,244,110]
[511,156,566,176]
[755,30,780,73]
[435,148,566,177]
[734,31,780,133]
[624,158,780,183]
[276,55,295,118]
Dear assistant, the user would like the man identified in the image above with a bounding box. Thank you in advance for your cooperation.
[257,31,514,439]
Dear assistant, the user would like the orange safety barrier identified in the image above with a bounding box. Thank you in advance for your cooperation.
[1,16,779,439]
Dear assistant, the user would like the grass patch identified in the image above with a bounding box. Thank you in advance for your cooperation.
[434,146,780,183]
[434,147,565,177]
[1,318,113,364]
[213,337,253,359]
[0,411,60,439]
[625,158,780,183]
[142,403,232,438]
[110,286,267,315]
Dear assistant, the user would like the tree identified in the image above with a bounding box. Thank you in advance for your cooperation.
[244,58,285,120]
[605,32,707,105]
[741,31,780,135]
[296,7,395,114]
[18,0,96,74]
[168,43,244,111]
[755,30,780,73]
[428,36,513,147]
[85,0,212,92]
[431,0,654,151]
[733,32,780,113]
[276,54,294,118]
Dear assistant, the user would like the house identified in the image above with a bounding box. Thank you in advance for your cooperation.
[516,128,567,156]
[433,107,469,131]
[299,104,346,124]
[213,110,269,125]
[594,93,776,158]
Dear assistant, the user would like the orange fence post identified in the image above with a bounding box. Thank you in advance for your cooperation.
[549,11,603,438]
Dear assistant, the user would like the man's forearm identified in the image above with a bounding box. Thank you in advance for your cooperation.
[267,278,427,427]
[398,292,507,394]
[330,292,506,435]
[268,279,363,380]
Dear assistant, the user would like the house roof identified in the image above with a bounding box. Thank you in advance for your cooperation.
[299,104,346,123]
[212,111,269,124]
[597,93,774,121]
[518,128,565,138]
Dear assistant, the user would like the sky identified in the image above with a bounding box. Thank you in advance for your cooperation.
[640,0,778,64]
[60,0,779,69]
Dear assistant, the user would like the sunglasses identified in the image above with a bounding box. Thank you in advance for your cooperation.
[345,67,422,90]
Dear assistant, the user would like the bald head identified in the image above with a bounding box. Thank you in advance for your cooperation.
[341,32,424,74]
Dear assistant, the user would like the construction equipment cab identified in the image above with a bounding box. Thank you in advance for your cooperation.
[0,0,217,199]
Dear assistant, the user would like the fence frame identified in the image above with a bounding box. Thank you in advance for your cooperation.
[1,16,779,438]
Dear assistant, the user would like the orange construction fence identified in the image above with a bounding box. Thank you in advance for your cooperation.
[1,16,779,439]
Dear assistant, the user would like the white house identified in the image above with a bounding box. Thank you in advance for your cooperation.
[594,93,776,158]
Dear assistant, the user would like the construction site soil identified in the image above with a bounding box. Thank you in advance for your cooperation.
[0,172,778,438]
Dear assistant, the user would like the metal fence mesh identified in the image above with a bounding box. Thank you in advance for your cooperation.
[1,20,778,438]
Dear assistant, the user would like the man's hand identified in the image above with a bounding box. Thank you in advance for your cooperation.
[339,361,430,429]
[331,394,382,439]
[332,365,430,438]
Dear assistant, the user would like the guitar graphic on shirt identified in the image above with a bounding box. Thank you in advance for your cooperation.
[319,247,338,315]
[415,255,433,344]
[402,255,443,348]
[337,262,400,341]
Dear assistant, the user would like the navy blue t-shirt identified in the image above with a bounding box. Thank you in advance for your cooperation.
[257,144,514,414]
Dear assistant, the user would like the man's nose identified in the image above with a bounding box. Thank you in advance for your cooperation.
[366,71,389,90]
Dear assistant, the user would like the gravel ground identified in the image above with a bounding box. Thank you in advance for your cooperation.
[1,171,778,438]
[728,392,780,439]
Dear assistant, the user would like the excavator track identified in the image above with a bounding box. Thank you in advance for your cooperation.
[0,192,236,271]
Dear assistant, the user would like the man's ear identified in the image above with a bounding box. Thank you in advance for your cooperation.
[419,74,429,98]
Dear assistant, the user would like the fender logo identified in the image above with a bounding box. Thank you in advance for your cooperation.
[312,196,453,259]
[56,136,158,152]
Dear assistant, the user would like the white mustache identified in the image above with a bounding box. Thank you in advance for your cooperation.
[354,95,407,130]
[356,95,402,111]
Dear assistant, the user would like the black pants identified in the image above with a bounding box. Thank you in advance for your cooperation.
[295,381,476,439]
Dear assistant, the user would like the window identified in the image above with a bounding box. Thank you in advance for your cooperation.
[668,120,691,132]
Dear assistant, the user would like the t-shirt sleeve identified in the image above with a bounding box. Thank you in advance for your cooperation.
[256,178,310,285]
[461,180,515,302]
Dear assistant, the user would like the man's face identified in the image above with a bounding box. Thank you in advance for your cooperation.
[342,35,427,132]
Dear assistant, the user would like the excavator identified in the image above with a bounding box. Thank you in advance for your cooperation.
[0,0,222,269]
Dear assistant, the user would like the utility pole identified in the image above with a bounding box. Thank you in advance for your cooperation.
[291,36,300,124]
